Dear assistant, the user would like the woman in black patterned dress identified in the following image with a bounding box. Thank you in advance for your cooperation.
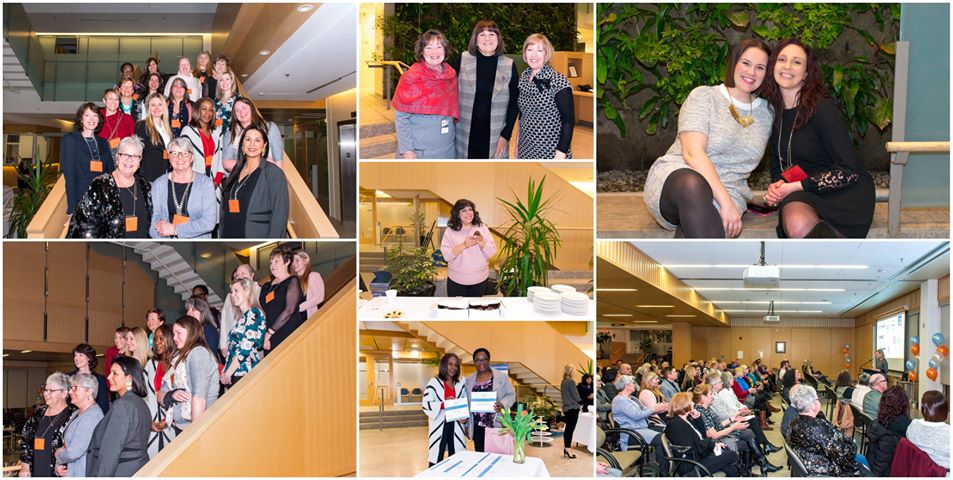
[260,245,304,355]
[516,34,574,159]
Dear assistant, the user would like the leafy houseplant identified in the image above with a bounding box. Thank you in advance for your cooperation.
[497,403,546,464]
[578,359,594,377]
[385,246,437,297]
[497,176,561,297]
[525,394,558,426]
[7,156,54,238]
[597,331,613,359]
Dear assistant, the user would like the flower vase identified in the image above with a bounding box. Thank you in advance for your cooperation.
[513,437,526,464]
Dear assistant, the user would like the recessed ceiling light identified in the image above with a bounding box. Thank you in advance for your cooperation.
[632,320,658,323]
[598,288,637,292]
[20,350,32,354]
[96,353,104,357]
[259,50,272,56]
[693,287,845,292]
[636,305,673,308]
[602,314,632,317]
[199,252,212,259]
[296,4,314,12]
[2,354,8,358]
[665,314,696,318]
[723,309,824,314]
[241,74,249,78]
[663,264,867,269]
[713,301,832,305]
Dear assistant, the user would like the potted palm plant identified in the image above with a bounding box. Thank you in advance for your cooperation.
[7,155,54,238]
[496,176,561,297]
[385,246,437,296]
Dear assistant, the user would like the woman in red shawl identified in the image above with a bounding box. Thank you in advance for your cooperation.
[393,30,459,159]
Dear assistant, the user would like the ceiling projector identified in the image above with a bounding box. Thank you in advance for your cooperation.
[743,265,780,288]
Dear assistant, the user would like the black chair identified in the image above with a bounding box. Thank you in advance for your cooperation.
[849,404,872,456]
[596,426,643,477]
[784,443,812,477]
[659,435,716,477]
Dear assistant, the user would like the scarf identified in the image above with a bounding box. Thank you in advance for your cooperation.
[392,61,459,119]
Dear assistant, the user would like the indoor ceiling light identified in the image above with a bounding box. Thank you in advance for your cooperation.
[712,301,832,305]
[241,74,249,78]
[199,252,212,259]
[20,350,32,354]
[662,264,867,269]
[632,320,658,323]
[693,287,845,292]
[2,354,8,358]
[723,309,824,314]
[636,305,674,308]
[598,288,638,292]
[259,50,272,56]
[297,4,315,12]
[665,314,696,318]
[601,314,633,317]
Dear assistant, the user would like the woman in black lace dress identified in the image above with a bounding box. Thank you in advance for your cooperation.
[761,39,875,238]
[260,245,304,355]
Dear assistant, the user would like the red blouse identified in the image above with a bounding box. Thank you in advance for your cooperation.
[98,109,135,147]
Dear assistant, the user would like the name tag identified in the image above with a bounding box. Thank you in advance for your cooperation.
[34,438,45,451]
[171,119,181,129]
[215,118,223,127]
[162,150,169,160]
[90,160,103,172]
[109,137,120,149]
[172,214,189,225]
[265,291,275,303]
[125,216,138,232]
[205,155,213,167]
[133,94,140,101]
[187,89,193,96]
[228,199,240,213]
[441,119,450,135]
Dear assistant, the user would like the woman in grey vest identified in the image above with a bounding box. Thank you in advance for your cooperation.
[450,20,519,159]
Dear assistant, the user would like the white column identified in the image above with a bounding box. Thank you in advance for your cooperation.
[918,279,941,399]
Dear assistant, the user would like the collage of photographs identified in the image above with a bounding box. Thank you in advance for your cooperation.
[0,2,949,479]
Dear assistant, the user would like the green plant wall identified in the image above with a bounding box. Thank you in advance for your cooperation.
[598,3,899,142]
[378,3,579,66]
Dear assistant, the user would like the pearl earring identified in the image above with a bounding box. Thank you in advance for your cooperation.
[126,381,133,389]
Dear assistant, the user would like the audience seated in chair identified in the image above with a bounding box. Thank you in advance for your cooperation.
[788,385,862,477]
[866,386,912,476]
[905,390,950,470]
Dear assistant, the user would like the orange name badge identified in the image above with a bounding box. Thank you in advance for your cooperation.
[172,214,189,225]
[34,438,45,451]
[171,119,181,129]
[215,118,223,127]
[228,199,240,213]
[125,216,138,232]
[187,88,193,96]
[205,155,213,167]
[133,94,140,101]
[90,160,103,173]
[163,150,169,160]
[265,291,275,303]
[109,137,120,149]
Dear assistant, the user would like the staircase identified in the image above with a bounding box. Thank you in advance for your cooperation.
[359,409,428,430]
[547,270,592,294]
[122,242,223,308]
[361,251,387,273]
[394,321,564,407]
[360,121,397,159]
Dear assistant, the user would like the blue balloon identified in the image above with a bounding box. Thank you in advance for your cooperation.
[932,333,945,347]
[911,336,920,345]
[905,359,916,371]
[929,358,940,369]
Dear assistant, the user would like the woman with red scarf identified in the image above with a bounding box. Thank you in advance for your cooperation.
[392,30,459,159]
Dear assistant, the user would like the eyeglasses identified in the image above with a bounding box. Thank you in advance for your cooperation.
[168,151,193,158]
[69,385,88,391]
[117,153,142,161]
[43,388,65,394]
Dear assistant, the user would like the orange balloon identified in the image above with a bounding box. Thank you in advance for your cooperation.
[844,363,851,369]
[926,368,938,381]
[911,344,921,356]
[841,348,848,354]
[937,345,949,357]
[908,372,917,382]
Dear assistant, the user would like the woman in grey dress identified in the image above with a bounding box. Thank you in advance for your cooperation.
[85,357,151,477]
[644,39,773,238]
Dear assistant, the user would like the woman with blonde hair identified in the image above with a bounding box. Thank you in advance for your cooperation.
[134,93,173,182]
[560,364,582,458]
[516,33,574,159]
[214,67,238,137]
[193,50,216,98]
[639,372,665,413]
[125,326,151,367]
[292,250,325,319]
[221,277,267,388]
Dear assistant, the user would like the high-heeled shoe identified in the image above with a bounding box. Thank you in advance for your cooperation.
[761,443,782,454]
[563,449,576,459]
[758,456,782,474]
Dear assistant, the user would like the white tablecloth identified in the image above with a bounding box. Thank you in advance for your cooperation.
[416,451,550,478]
[571,411,597,453]
[359,296,594,320]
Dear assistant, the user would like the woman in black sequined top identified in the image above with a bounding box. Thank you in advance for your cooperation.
[761,39,875,238]
[788,384,862,476]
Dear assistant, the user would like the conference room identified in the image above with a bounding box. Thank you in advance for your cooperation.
[595,240,950,477]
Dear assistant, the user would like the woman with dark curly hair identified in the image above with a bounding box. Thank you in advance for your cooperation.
[63,102,115,215]
[440,199,497,297]
[260,245,304,353]
[761,39,875,238]
[866,386,911,475]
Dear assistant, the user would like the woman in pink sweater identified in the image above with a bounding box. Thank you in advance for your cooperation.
[440,199,497,297]
[292,250,325,319]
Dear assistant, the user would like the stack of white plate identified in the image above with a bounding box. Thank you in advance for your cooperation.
[533,289,562,314]
[550,284,576,294]
[560,291,589,316]
[527,286,549,302]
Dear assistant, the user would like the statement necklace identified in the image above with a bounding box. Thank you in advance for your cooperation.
[727,88,755,128]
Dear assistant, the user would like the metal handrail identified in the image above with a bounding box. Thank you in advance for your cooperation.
[120,243,194,298]
[366,60,411,110]
[377,385,388,431]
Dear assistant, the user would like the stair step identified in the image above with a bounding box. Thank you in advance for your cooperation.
[360,122,396,138]
[359,419,428,430]
[359,132,397,159]
[359,410,426,418]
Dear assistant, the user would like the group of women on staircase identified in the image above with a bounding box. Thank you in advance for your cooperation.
[61,52,288,239]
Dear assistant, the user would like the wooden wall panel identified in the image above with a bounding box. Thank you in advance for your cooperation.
[691,326,854,374]
[3,243,46,342]
[672,322,692,367]
[939,275,949,305]
[136,282,357,477]
[88,248,123,344]
[44,244,87,344]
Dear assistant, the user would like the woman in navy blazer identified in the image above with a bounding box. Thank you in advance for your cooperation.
[62,103,115,214]
[149,138,217,238]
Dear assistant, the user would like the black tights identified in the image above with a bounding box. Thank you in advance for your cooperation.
[780,201,843,238]
[659,169,725,238]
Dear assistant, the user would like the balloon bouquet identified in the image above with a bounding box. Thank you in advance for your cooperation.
[908,333,949,382]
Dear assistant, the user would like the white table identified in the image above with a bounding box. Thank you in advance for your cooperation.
[359,296,593,320]
[571,411,597,453]
[417,451,550,478]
